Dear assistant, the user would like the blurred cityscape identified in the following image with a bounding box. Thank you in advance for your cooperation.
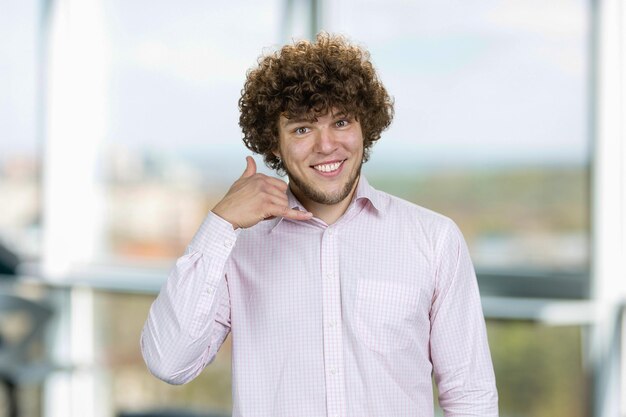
[0,155,40,259]
[0,147,588,270]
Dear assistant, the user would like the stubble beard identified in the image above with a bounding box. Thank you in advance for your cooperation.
[285,159,363,205]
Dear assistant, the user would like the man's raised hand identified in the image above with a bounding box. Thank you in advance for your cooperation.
[211,156,313,229]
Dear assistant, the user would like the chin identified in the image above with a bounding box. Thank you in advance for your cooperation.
[293,174,359,206]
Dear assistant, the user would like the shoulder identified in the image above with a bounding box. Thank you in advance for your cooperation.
[375,187,458,235]
[370,187,468,260]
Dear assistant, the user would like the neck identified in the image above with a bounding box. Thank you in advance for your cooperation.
[291,176,360,225]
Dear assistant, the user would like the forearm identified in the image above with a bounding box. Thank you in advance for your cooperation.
[431,221,499,416]
[435,317,498,417]
[141,212,238,385]
[435,297,497,416]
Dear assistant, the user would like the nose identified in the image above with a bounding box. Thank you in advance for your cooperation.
[314,126,338,154]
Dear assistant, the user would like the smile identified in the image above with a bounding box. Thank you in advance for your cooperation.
[312,160,345,173]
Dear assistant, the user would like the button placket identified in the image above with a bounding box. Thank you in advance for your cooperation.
[320,227,346,417]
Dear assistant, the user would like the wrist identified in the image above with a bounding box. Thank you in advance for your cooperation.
[211,209,238,230]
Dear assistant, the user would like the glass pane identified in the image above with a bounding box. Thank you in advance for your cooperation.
[486,320,588,417]
[0,0,42,261]
[433,321,588,416]
[93,291,232,414]
[100,0,282,263]
[324,0,590,273]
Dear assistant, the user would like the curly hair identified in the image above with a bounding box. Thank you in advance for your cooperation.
[239,32,394,173]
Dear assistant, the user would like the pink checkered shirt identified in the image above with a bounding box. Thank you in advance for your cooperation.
[141,177,498,417]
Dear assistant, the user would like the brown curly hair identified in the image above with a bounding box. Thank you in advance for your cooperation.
[239,32,394,174]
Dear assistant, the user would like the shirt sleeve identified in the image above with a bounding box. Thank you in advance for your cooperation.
[430,220,499,416]
[140,211,239,385]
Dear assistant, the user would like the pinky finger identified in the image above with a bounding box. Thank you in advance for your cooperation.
[273,205,313,221]
[287,208,314,221]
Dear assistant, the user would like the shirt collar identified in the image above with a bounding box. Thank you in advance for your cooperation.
[352,176,386,214]
[270,176,386,231]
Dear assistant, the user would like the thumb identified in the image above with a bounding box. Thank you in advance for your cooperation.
[241,156,257,178]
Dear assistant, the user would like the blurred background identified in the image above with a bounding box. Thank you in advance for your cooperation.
[0,0,624,416]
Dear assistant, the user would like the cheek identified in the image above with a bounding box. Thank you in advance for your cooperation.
[284,142,312,162]
[347,135,364,154]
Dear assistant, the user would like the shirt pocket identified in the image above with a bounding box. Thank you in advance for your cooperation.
[354,278,420,353]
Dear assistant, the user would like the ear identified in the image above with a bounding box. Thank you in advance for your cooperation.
[272,148,281,158]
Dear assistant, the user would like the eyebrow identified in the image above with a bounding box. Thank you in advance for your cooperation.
[281,112,350,128]
[282,117,313,128]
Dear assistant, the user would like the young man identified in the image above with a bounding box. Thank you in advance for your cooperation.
[141,33,498,417]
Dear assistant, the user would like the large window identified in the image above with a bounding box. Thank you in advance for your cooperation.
[90,1,592,416]
[0,0,599,416]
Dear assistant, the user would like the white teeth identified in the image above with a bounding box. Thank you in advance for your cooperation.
[314,161,342,173]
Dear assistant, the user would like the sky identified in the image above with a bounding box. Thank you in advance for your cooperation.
[0,0,590,169]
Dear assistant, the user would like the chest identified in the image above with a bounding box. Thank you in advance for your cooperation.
[228,223,437,329]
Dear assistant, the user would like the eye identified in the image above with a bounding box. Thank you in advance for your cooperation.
[335,119,349,128]
[294,126,310,135]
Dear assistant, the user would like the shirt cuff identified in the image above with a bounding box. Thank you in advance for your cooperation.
[189,211,241,261]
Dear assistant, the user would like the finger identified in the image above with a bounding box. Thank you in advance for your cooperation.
[266,193,289,209]
[271,205,313,221]
[241,156,257,178]
[283,208,314,221]
[261,205,312,223]
[265,176,289,192]
[265,185,290,202]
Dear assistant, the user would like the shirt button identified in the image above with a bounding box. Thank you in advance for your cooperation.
[327,229,334,236]
[326,272,333,279]
[224,239,233,248]
[206,287,214,295]
[328,320,337,328]
[329,368,337,375]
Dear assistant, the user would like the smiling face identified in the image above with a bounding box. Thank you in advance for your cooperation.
[274,109,364,211]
